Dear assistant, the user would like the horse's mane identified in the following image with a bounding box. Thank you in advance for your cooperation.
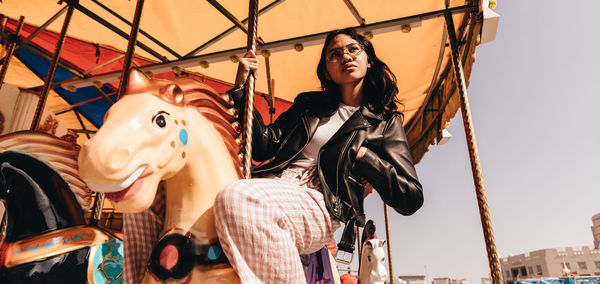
[123,74,243,178]
[0,131,92,209]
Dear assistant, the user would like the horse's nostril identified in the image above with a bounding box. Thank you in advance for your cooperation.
[109,148,131,169]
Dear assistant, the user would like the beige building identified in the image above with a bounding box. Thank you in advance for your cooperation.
[398,275,426,284]
[432,277,467,284]
[500,214,600,284]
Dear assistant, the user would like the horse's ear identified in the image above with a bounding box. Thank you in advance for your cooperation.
[365,240,374,248]
[125,68,152,94]
[159,84,185,107]
[379,239,386,247]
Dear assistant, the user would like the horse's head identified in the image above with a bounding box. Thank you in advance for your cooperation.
[78,69,240,213]
[359,239,388,284]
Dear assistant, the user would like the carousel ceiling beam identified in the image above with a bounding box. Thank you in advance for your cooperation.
[405,21,448,134]
[343,0,366,25]
[60,5,473,90]
[74,3,169,62]
[0,28,86,78]
[69,128,97,134]
[91,0,182,59]
[185,0,283,57]
[206,0,265,44]
[22,6,68,46]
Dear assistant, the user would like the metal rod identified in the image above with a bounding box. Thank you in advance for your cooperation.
[91,0,182,59]
[75,3,167,62]
[22,6,68,46]
[185,0,283,57]
[207,0,265,45]
[343,0,366,25]
[117,0,145,100]
[383,203,395,283]
[264,55,274,123]
[444,10,503,284]
[31,4,75,131]
[0,27,86,78]
[73,109,91,139]
[55,96,105,114]
[83,54,125,75]
[61,5,474,89]
[89,193,105,226]
[207,0,249,34]
[242,0,259,179]
[0,16,24,91]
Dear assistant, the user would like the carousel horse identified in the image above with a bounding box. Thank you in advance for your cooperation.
[358,220,388,284]
[0,131,124,283]
[78,69,243,283]
[78,69,342,283]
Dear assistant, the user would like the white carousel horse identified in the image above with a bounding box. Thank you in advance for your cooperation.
[358,238,388,284]
[358,220,388,284]
[78,69,242,283]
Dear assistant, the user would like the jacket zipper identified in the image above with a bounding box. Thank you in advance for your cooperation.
[335,131,357,199]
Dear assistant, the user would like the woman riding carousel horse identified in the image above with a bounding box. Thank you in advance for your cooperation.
[81,27,423,283]
[214,27,423,283]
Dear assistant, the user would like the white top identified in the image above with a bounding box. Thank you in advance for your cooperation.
[289,103,360,168]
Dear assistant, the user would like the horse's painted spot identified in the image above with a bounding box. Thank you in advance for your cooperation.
[182,152,186,158]
[159,244,179,270]
[207,245,222,260]
[174,120,179,125]
[182,120,186,126]
[179,128,188,145]
[170,141,175,148]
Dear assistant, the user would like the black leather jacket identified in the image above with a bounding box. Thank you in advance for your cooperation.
[229,88,423,252]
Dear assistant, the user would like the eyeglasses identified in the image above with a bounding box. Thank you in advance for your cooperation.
[325,43,364,63]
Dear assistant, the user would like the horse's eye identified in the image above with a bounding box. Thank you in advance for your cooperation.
[155,115,166,127]
[152,111,170,128]
[368,256,372,262]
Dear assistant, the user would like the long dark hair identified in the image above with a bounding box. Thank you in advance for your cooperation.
[316,28,401,116]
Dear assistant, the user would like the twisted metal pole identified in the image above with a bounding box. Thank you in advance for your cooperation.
[383,204,395,283]
[31,4,75,131]
[242,0,259,179]
[0,16,25,91]
[444,10,503,284]
[90,0,146,226]
[117,0,145,100]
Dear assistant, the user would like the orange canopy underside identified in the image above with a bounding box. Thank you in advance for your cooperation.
[1,0,483,163]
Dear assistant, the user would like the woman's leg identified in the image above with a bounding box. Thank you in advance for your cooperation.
[122,185,165,284]
[214,179,338,284]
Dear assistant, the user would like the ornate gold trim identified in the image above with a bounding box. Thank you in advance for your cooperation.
[4,225,114,268]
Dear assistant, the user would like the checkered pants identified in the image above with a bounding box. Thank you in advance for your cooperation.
[122,184,166,284]
[214,166,341,284]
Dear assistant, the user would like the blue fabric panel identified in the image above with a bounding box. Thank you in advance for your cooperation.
[14,47,115,128]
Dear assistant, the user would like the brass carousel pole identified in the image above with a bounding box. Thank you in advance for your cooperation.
[0,16,24,242]
[383,204,395,283]
[242,0,259,179]
[0,16,25,90]
[31,3,76,131]
[90,0,145,226]
[444,10,503,284]
[117,0,145,100]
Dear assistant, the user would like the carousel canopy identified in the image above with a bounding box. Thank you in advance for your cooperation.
[0,0,498,163]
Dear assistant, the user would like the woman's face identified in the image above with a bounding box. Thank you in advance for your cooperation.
[324,34,370,87]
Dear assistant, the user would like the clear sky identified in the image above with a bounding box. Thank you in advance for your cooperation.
[336,1,600,283]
